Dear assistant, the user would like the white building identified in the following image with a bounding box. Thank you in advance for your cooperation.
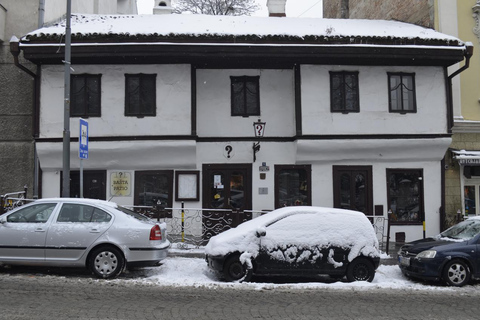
[15,3,469,242]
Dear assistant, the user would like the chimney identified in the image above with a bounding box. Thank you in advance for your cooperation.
[153,0,173,14]
[267,0,286,17]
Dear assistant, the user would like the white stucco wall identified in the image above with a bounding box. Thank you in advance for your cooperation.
[301,65,448,135]
[40,64,191,138]
[196,69,296,138]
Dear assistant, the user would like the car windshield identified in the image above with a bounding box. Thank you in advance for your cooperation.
[116,206,151,221]
[440,219,480,240]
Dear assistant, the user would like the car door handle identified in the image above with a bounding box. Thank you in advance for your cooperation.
[35,228,46,232]
[90,228,100,233]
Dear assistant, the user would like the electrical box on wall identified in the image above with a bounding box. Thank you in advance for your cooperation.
[259,187,268,195]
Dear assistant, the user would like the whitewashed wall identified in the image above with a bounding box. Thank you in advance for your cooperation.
[301,65,448,135]
[196,69,296,137]
[40,64,191,138]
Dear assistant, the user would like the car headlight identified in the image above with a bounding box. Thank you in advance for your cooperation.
[416,250,437,259]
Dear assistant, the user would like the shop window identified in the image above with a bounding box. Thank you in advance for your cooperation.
[125,74,156,117]
[387,169,424,224]
[231,76,260,117]
[333,166,373,215]
[330,71,359,113]
[71,74,101,117]
[275,165,311,208]
[134,170,173,208]
[388,73,416,113]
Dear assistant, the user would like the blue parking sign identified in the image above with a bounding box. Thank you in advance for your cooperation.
[79,118,88,159]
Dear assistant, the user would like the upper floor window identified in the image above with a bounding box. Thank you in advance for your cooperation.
[231,76,260,117]
[71,74,101,117]
[388,73,416,113]
[330,71,359,113]
[125,74,156,117]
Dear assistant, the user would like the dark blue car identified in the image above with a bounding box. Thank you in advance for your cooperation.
[398,217,480,287]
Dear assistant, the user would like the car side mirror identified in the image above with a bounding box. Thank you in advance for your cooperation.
[0,216,6,224]
[255,227,266,238]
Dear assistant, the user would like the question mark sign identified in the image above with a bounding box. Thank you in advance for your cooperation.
[225,145,233,158]
[256,124,263,136]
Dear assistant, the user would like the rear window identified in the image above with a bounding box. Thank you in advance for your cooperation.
[116,206,151,221]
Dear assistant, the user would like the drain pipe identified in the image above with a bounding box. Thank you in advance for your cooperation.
[10,36,40,199]
[9,36,37,79]
[38,0,45,28]
[447,42,474,133]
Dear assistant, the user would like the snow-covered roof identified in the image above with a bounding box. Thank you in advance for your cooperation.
[22,13,463,47]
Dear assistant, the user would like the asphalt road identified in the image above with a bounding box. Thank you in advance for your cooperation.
[0,266,477,320]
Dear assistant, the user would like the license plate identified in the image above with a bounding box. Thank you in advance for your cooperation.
[399,256,410,266]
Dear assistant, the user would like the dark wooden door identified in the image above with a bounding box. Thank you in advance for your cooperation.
[202,164,252,241]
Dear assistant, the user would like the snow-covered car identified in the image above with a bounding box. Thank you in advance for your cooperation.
[205,206,380,282]
[0,198,170,279]
[398,216,480,287]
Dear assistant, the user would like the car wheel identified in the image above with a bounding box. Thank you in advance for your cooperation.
[346,257,375,282]
[223,255,252,282]
[443,260,471,287]
[89,246,125,279]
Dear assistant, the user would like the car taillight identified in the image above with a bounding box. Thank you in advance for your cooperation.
[150,225,162,241]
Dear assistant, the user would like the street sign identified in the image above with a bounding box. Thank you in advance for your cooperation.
[79,118,88,159]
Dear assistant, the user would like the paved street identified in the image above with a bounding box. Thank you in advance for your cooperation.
[0,265,478,320]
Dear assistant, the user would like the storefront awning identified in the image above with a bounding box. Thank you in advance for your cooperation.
[452,149,480,165]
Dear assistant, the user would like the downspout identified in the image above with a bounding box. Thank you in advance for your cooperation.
[10,36,41,198]
[443,42,474,230]
[38,0,45,28]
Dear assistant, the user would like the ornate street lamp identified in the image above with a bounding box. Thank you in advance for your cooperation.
[253,119,266,162]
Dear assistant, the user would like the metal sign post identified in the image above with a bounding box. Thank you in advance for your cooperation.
[79,118,89,198]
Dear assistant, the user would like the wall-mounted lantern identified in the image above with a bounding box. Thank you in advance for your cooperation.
[253,119,266,162]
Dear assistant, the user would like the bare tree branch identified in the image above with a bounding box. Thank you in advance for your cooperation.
[172,0,260,16]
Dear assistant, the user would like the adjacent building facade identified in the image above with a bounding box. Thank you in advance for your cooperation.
[0,0,137,198]
[14,1,469,242]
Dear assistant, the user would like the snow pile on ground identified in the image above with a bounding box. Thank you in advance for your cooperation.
[126,257,470,293]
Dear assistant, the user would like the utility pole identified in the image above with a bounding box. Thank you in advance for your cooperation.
[62,0,72,197]
[340,0,349,19]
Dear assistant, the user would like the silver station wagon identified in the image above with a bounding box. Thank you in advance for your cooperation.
[0,198,170,278]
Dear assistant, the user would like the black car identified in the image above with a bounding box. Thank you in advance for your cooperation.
[398,217,480,286]
[205,206,381,283]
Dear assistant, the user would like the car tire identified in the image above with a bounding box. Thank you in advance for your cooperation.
[443,259,471,287]
[89,246,125,279]
[223,254,252,282]
[346,257,375,282]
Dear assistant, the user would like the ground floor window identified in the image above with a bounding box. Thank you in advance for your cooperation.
[134,170,173,208]
[275,165,311,208]
[62,170,106,200]
[387,169,424,224]
[333,166,372,215]
[464,185,478,216]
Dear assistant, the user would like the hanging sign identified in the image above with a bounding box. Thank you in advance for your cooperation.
[79,118,89,159]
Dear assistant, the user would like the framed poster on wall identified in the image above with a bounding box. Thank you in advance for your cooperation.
[175,171,199,201]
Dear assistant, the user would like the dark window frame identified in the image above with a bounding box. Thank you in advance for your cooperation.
[134,170,174,209]
[70,74,102,118]
[329,71,360,113]
[387,72,417,114]
[230,76,260,117]
[386,168,424,225]
[274,165,312,209]
[125,73,157,118]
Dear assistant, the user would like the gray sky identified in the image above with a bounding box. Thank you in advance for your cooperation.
[137,0,323,18]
